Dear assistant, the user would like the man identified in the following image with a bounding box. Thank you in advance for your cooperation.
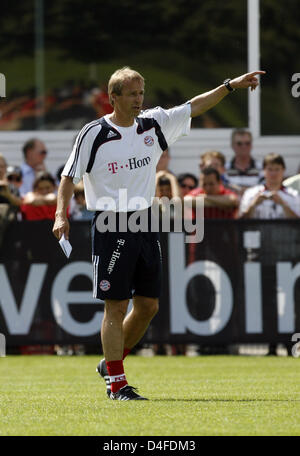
[21,172,57,221]
[225,129,263,191]
[200,149,242,194]
[185,166,238,266]
[0,155,21,208]
[186,167,239,220]
[53,66,265,401]
[239,152,300,357]
[19,138,48,196]
[240,153,300,219]
[6,165,23,196]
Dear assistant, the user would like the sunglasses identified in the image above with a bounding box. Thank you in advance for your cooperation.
[7,175,22,182]
[39,150,47,155]
[180,183,195,190]
[235,141,251,146]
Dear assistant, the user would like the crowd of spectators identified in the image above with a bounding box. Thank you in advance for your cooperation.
[154,129,300,223]
[152,128,300,356]
[1,127,300,238]
[0,137,91,224]
[1,127,300,357]
[0,81,114,131]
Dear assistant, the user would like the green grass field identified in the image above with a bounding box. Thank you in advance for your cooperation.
[0,355,300,436]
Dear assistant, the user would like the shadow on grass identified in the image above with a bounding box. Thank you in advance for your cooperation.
[151,398,300,402]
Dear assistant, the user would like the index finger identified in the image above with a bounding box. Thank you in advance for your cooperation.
[248,70,266,76]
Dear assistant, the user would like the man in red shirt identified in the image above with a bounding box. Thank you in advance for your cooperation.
[185,167,239,265]
[186,167,239,220]
[21,172,57,220]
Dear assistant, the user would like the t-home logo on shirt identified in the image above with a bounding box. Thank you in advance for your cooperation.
[108,156,151,174]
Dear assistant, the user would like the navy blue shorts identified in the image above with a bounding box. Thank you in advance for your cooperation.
[91,210,162,300]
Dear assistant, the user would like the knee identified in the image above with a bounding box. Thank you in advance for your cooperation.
[149,299,159,317]
[105,299,129,322]
[136,297,159,319]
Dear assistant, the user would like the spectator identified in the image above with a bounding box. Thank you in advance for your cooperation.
[225,129,263,191]
[184,167,238,357]
[239,153,300,219]
[19,138,49,196]
[156,170,180,198]
[70,181,93,220]
[200,150,242,195]
[155,170,181,216]
[21,172,57,221]
[186,167,239,220]
[6,165,23,197]
[0,155,22,209]
[240,153,300,356]
[177,173,198,197]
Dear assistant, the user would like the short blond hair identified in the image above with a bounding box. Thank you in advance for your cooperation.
[200,150,225,167]
[108,66,144,106]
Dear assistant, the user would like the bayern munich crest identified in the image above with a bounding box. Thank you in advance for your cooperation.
[144,135,154,146]
[100,280,111,291]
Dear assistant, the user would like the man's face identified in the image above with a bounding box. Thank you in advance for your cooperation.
[35,179,55,195]
[232,133,252,158]
[26,140,47,167]
[200,173,221,195]
[158,183,172,199]
[264,164,285,187]
[113,78,144,119]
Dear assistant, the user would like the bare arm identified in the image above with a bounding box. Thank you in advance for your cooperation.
[52,176,75,240]
[239,193,266,219]
[185,193,238,210]
[271,192,300,219]
[0,184,22,206]
[23,192,57,206]
[204,193,239,209]
[281,204,300,219]
[190,71,266,117]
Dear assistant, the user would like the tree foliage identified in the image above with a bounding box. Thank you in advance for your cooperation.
[1,0,299,79]
[48,0,247,65]
[0,0,247,64]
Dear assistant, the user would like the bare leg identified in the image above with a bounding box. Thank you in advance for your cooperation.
[101,299,129,361]
[123,295,159,349]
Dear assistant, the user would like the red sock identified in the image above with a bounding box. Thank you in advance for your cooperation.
[122,347,131,360]
[106,360,128,393]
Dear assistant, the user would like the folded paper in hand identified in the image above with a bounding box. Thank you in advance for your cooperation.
[59,234,72,258]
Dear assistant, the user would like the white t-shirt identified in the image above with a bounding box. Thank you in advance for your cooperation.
[62,104,191,211]
[239,184,300,218]
[283,174,300,194]
[225,158,263,189]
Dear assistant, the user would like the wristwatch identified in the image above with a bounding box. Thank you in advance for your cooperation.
[223,78,235,92]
